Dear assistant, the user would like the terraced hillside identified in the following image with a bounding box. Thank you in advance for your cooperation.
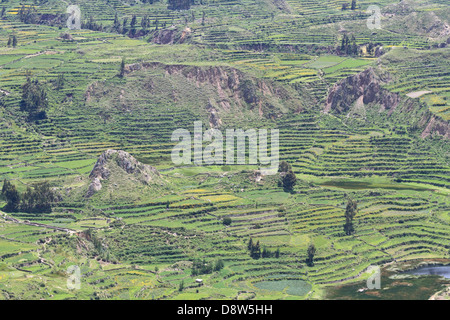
[0,0,449,300]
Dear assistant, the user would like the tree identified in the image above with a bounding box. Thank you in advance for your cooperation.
[248,238,253,251]
[262,246,272,258]
[119,58,125,78]
[167,0,191,10]
[130,15,137,29]
[55,74,65,90]
[2,180,20,212]
[248,238,278,259]
[178,280,184,292]
[2,180,55,214]
[248,239,261,259]
[367,42,374,55]
[350,35,358,55]
[278,160,291,173]
[20,182,55,213]
[214,258,224,271]
[351,0,357,10]
[344,198,358,235]
[275,248,280,258]
[192,258,215,276]
[20,78,48,121]
[113,14,121,32]
[222,217,232,226]
[341,34,349,52]
[282,170,297,192]
[122,17,128,34]
[253,240,261,259]
[307,243,316,266]
[141,15,150,29]
[12,35,17,48]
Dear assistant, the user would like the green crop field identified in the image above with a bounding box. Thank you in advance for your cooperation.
[0,0,448,302]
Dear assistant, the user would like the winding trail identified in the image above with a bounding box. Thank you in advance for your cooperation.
[1,211,76,234]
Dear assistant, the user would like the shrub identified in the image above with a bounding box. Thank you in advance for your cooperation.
[20,78,48,121]
[222,217,232,226]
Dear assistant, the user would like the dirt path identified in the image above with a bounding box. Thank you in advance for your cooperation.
[1,212,75,234]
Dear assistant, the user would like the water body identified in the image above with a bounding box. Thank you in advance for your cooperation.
[254,279,311,296]
[320,180,433,192]
[406,265,450,279]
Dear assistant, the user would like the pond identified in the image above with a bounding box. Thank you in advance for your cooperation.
[325,262,450,300]
[254,279,311,296]
[406,265,450,279]
[319,180,433,192]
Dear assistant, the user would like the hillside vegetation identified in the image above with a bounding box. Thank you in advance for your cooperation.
[0,0,448,300]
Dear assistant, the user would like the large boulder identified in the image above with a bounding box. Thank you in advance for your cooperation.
[86,149,162,198]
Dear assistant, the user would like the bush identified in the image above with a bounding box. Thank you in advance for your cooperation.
[222,217,232,226]
[20,78,48,121]
[282,170,297,192]
[2,180,55,214]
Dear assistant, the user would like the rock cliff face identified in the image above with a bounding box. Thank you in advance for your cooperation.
[325,67,400,114]
[420,115,450,139]
[88,61,307,127]
[87,150,161,197]
[324,67,449,139]
[150,27,192,45]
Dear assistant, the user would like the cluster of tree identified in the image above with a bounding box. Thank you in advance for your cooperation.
[82,16,104,32]
[342,0,357,10]
[20,77,48,121]
[6,35,17,47]
[278,161,297,192]
[112,14,166,38]
[344,198,358,235]
[247,238,280,259]
[1,180,20,212]
[167,0,194,10]
[340,34,359,56]
[15,4,65,28]
[2,180,55,213]
[18,5,39,24]
[191,258,224,276]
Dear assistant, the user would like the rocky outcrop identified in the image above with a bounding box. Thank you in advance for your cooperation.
[119,61,304,121]
[87,149,161,197]
[325,67,449,139]
[325,68,400,115]
[151,27,192,45]
[273,0,292,13]
[420,115,450,139]
[206,103,222,128]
